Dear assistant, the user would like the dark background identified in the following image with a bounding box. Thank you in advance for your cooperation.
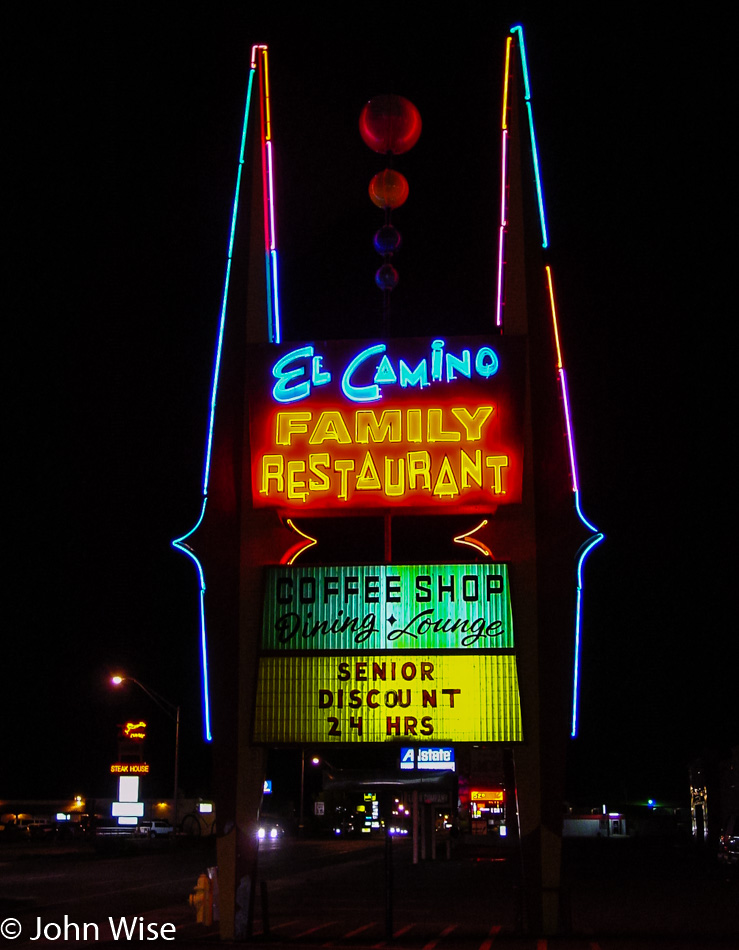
[5,5,732,809]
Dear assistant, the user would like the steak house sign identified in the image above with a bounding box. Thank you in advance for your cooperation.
[247,336,525,511]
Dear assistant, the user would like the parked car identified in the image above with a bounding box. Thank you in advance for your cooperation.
[29,822,56,838]
[0,820,31,840]
[138,820,174,838]
[718,814,738,868]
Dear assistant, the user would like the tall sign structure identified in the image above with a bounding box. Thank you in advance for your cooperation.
[174,28,602,937]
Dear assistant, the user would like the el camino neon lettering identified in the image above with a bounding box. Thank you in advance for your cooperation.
[342,344,386,402]
[271,339,499,405]
[272,346,332,403]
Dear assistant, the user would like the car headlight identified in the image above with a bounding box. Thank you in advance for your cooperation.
[270,827,278,839]
[257,827,266,839]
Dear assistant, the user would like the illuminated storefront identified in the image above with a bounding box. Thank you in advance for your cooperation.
[470,787,507,835]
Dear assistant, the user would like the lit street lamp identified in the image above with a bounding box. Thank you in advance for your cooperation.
[111,675,181,830]
[299,754,340,835]
[310,754,339,776]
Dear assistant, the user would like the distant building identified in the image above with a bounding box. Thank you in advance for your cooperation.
[563,812,626,838]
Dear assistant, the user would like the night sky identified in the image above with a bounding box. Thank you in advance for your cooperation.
[5,6,733,809]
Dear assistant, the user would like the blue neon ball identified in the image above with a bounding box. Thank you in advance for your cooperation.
[374,225,402,255]
[375,263,399,290]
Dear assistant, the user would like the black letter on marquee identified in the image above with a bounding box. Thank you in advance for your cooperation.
[276,577,293,605]
[462,574,478,602]
[486,574,503,598]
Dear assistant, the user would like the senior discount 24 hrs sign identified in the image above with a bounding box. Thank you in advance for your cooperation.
[253,654,522,743]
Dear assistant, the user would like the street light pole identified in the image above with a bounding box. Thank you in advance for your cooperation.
[112,675,181,831]
[173,702,180,831]
[299,747,305,836]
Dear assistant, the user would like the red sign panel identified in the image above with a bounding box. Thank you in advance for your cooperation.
[247,336,525,513]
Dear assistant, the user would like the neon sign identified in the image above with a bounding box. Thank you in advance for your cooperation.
[253,654,522,743]
[248,336,525,511]
[122,721,147,741]
[497,26,604,737]
[261,564,514,651]
[471,789,504,802]
[400,747,456,771]
[271,339,501,404]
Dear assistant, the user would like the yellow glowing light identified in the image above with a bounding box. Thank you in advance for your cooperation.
[258,442,511,505]
[262,48,272,141]
[545,266,563,370]
[502,36,513,131]
[274,407,496,447]
[471,789,505,802]
[453,519,493,559]
[123,721,147,740]
[254,654,522,744]
[283,518,318,565]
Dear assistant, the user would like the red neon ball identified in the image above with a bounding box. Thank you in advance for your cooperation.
[369,169,409,209]
[359,95,422,155]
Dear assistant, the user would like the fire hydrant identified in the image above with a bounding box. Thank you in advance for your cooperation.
[189,872,213,925]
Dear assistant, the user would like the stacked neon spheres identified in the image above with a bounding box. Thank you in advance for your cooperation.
[359,95,422,318]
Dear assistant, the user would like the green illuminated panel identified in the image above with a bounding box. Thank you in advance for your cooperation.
[261,564,514,651]
[253,654,522,744]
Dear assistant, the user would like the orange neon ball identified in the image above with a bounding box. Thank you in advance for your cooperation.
[368,169,409,210]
